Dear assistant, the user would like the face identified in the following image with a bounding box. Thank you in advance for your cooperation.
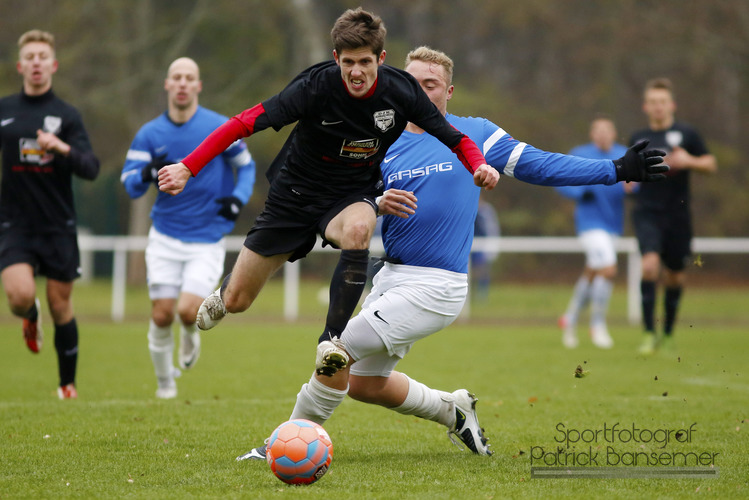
[405,59,453,115]
[642,88,676,125]
[589,119,617,151]
[334,47,385,98]
[17,41,57,94]
[164,58,202,111]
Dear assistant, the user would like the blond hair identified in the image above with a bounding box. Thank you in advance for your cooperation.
[405,46,454,85]
[18,29,55,51]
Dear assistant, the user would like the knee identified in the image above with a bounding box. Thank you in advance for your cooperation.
[222,290,250,314]
[176,303,196,325]
[599,266,617,280]
[341,220,374,250]
[641,254,660,281]
[151,307,174,328]
[6,290,35,316]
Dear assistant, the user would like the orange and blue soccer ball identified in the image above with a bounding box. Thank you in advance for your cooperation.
[266,419,333,485]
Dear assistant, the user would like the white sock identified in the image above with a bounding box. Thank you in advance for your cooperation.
[392,375,454,428]
[565,275,591,325]
[289,374,348,425]
[590,275,613,327]
[148,320,174,388]
[180,322,198,337]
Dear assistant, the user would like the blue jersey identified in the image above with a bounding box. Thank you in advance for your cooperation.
[121,106,255,242]
[555,142,628,235]
[381,114,618,273]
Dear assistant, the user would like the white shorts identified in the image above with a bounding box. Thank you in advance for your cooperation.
[579,229,617,270]
[346,263,467,377]
[145,226,226,300]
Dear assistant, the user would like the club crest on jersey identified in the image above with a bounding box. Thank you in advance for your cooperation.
[665,130,683,149]
[373,109,395,132]
[43,115,62,135]
[340,138,380,160]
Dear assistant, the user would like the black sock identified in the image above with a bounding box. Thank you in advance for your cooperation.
[641,280,656,333]
[24,301,39,322]
[319,249,369,344]
[54,318,79,386]
[219,273,232,299]
[664,286,682,336]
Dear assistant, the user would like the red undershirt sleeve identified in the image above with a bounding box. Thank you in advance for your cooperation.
[450,133,487,174]
[183,103,267,176]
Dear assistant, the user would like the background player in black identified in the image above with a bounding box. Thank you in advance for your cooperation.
[0,30,100,399]
[158,8,497,373]
[630,77,717,355]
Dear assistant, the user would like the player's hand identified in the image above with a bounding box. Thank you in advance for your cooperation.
[158,162,192,195]
[663,147,692,171]
[614,140,669,182]
[216,196,243,221]
[377,189,417,219]
[474,164,499,190]
[36,129,70,156]
[580,191,595,202]
[141,153,170,183]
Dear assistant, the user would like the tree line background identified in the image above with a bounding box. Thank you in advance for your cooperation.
[1,0,747,282]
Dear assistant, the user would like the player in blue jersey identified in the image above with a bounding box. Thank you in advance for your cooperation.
[121,58,255,399]
[237,46,667,461]
[556,116,632,349]
[157,9,498,372]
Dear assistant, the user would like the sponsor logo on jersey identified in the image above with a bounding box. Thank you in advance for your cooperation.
[340,138,380,160]
[19,138,54,165]
[374,109,395,132]
[1,117,15,127]
[383,153,400,163]
[322,119,343,126]
[43,115,62,135]
[387,161,453,183]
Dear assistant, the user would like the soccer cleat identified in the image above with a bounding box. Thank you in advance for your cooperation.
[315,337,349,376]
[155,385,177,399]
[196,289,227,331]
[638,332,657,355]
[57,383,78,400]
[659,335,677,354]
[23,298,44,353]
[590,324,614,349]
[558,315,578,349]
[236,442,268,461]
[447,389,492,456]
[178,330,201,370]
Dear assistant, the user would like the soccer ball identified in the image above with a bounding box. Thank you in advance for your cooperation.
[266,419,333,485]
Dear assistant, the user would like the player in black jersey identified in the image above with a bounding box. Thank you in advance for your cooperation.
[630,78,717,355]
[0,30,100,399]
[158,8,498,369]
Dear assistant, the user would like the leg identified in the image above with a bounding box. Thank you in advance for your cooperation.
[2,263,43,353]
[319,202,377,341]
[588,231,617,349]
[638,251,660,354]
[147,296,178,398]
[197,248,289,330]
[176,292,203,370]
[662,268,685,339]
[46,279,78,395]
[559,269,593,348]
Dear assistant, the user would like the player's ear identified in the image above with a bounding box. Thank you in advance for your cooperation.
[333,49,339,65]
[378,50,386,65]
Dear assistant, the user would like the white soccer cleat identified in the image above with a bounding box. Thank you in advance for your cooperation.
[590,324,614,349]
[178,330,201,370]
[558,315,578,349]
[315,338,349,377]
[236,440,268,461]
[196,289,227,331]
[446,389,492,456]
[156,385,177,399]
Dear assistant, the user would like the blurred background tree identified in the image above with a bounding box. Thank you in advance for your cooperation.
[1,0,747,281]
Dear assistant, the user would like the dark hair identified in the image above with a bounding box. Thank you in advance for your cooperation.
[330,7,386,56]
[644,77,674,94]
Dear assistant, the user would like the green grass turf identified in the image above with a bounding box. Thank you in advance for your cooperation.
[1,280,747,498]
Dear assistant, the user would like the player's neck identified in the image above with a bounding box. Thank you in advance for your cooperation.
[168,103,198,125]
[649,116,674,132]
[405,122,425,134]
[23,81,52,97]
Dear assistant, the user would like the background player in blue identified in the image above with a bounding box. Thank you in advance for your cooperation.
[630,78,717,355]
[0,30,100,400]
[237,46,667,461]
[556,116,631,349]
[157,9,498,374]
[121,57,255,399]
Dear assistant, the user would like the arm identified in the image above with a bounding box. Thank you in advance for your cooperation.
[376,189,418,219]
[215,142,257,221]
[37,112,100,180]
[666,148,717,175]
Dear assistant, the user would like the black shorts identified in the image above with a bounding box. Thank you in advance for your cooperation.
[633,208,692,271]
[244,179,379,262]
[0,228,81,281]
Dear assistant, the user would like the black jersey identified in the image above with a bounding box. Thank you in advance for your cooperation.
[629,122,709,212]
[184,60,482,198]
[0,89,99,234]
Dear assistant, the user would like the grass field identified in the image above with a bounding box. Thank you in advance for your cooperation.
[1,279,748,498]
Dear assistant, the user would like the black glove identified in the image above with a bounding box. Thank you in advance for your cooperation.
[613,140,669,182]
[216,196,243,221]
[141,153,170,183]
[580,191,595,202]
